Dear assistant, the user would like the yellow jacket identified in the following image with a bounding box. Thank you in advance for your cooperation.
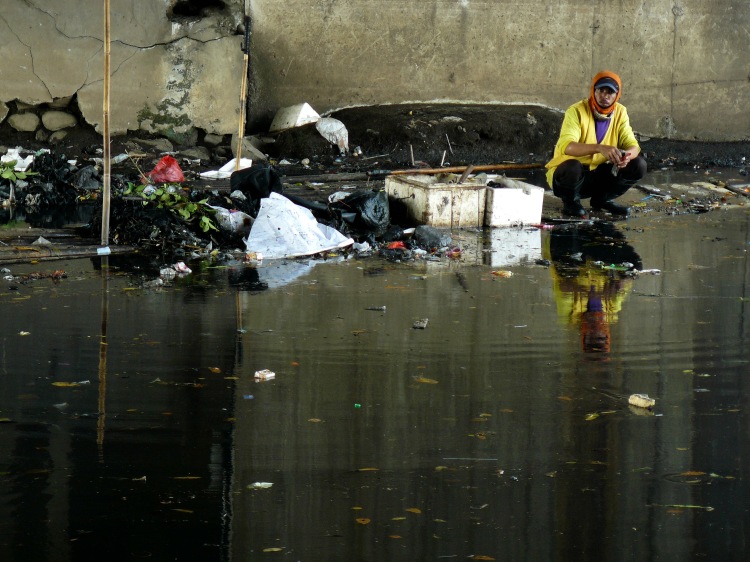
[545,99,640,187]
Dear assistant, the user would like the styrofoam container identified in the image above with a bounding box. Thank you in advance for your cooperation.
[385,174,486,228]
[485,227,542,267]
[269,102,320,133]
[485,178,544,227]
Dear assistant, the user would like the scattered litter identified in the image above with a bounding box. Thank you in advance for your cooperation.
[199,158,252,179]
[492,270,513,278]
[366,306,386,312]
[413,318,429,329]
[32,236,51,246]
[172,262,191,274]
[245,192,353,259]
[247,482,273,490]
[1,147,34,171]
[628,394,656,409]
[316,117,349,154]
[210,205,253,236]
[268,102,320,133]
[144,155,184,184]
[254,369,276,381]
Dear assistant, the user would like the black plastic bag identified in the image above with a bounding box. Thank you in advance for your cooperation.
[229,165,283,217]
[330,189,390,238]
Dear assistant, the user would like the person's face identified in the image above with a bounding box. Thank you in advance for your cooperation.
[594,87,617,108]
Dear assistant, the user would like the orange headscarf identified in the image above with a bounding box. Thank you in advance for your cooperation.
[589,71,622,116]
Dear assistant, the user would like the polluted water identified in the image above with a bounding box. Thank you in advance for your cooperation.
[0,194,749,561]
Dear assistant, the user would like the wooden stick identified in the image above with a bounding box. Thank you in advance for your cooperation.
[235,10,251,171]
[388,162,543,175]
[100,0,112,247]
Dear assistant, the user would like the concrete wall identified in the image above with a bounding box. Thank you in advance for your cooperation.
[0,0,748,142]
[249,0,750,141]
[0,0,246,141]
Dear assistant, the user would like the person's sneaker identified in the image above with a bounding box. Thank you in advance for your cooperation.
[591,200,630,216]
[562,201,589,219]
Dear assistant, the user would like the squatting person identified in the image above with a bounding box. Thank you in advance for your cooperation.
[545,71,647,218]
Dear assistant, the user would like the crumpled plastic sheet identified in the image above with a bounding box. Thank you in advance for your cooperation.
[245,192,353,259]
[316,117,349,154]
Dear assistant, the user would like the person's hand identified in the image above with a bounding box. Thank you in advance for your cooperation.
[599,145,632,168]
[599,144,625,165]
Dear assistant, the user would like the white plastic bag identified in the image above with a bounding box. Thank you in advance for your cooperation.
[245,193,353,259]
[315,118,349,154]
[199,158,252,179]
[209,205,253,236]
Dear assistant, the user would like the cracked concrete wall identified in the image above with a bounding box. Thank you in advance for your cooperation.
[1,0,748,142]
[248,0,750,142]
[0,0,245,137]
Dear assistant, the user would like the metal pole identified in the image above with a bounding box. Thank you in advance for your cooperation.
[100,0,111,247]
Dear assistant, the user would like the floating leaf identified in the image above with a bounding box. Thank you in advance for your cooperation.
[262,548,283,552]
[356,518,371,525]
[405,508,422,514]
[172,508,193,514]
[389,535,402,539]
[677,471,706,477]
[19,331,30,336]
[173,476,201,480]
[52,382,80,388]
[414,377,438,384]
[308,418,323,423]
[585,413,600,421]
[358,467,379,472]
[473,556,496,561]
[247,482,273,489]
[392,516,406,521]
[208,367,221,373]
[351,506,363,511]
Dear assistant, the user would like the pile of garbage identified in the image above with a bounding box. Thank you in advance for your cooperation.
[0,145,459,264]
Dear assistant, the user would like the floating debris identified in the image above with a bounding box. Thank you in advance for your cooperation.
[254,369,276,381]
[412,318,429,329]
[628,394,656,409]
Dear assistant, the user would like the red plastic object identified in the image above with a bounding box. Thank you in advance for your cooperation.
[144,155,185,184]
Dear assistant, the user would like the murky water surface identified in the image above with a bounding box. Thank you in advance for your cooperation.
[1,190,749,561]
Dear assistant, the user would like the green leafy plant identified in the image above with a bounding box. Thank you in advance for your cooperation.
[125,182,218,233]
[0,159,36,183]
[0,160,38,205]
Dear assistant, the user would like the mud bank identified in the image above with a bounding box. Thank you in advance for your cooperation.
[2,104,749,173]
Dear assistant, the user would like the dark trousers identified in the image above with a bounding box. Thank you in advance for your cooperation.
[552,155,647,206]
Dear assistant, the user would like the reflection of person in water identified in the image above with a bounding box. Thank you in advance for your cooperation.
[545,222,642,353]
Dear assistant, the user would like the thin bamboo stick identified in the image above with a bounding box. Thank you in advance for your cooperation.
[100,0,112,247]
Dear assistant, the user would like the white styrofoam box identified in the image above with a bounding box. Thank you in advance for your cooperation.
[385,174,487,228]
[269,102,320,133]
[485,227,542,267]
[485,178,544,227]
